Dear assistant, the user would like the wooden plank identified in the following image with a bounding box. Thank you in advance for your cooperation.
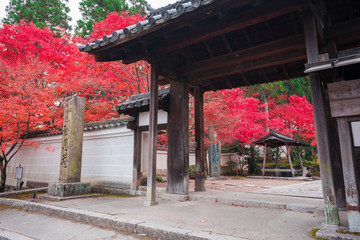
[151,0,307,54]
[328,79,360,101]
[194,86,205,192]
[145,64,159,206]
[181,34,305,76]
[329,98,360,118]
[304,12,340,224]
[167,77,189,195]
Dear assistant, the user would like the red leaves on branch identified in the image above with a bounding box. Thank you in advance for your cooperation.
[203,89,316,146]
[0,12,149,153]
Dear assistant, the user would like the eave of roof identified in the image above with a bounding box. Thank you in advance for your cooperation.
[78,0,216,53]
[116,88,170,114]
[253,131,308,147]
[25,118,132,139]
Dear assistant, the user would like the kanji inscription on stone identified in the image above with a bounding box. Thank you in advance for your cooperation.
[59,96,85,183]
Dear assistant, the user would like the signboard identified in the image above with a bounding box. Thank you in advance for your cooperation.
[15,167,23,179]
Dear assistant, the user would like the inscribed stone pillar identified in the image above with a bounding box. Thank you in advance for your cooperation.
[59,96,85,183]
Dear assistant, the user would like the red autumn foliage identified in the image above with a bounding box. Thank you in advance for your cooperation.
[203,89,316,146]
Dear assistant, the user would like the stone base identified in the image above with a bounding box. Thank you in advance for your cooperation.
[144,200,158,206]
[39,193,99,201]
[47,182,90,197]
[316,224,360,240]
[161,193,189,202]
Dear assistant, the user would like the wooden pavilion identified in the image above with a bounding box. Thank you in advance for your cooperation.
[253,131,308,177]
[79,0,360,231]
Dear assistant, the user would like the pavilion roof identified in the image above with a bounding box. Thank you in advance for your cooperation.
[253,131,308,148]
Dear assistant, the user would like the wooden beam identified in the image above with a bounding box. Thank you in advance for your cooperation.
[222,34,233,53]
[190,49,306,82]
[204,41,215,57]
[167,77,190,195]
[304,12,340,224]
[260,69,269,83]
[325,17,360,40]
[138,123,167,132]
[281,65,290,79]
[181,34,305,76]
[243,28,253,47]
[151,0,307,54]
[266,21,276,41]
[225,77,233,89]
[207,80,217,92]
[309,0,327,42]
[145,64,159,206]
[194,86,205,192]
[241,72,250,86]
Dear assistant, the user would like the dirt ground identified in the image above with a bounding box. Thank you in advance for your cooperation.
[156,177,305,192]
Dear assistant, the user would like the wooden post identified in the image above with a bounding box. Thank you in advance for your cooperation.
[304,12,340,224]
[286,144,295,177]
[145,64,159,206]
[167,77,189,195]
[337,117,360,232]
[296,146,305,176]
[262,144,267,176]
[132,114,142,191]
[194,86,205,191]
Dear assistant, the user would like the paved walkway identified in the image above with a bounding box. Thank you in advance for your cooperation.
[0,207,149,240]
[252,180,322,199]
[0,178,326,240]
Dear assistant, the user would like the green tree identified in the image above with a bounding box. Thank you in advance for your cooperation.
[246,77,312,103]
[2,0,72,31]
[75,0,147,37]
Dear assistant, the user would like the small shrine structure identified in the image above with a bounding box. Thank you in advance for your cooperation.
[253,131,308,177]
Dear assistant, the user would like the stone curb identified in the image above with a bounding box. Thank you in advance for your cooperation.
[0,198,243,240]
[0,229,35,240]
[188,194,320,213]
[0,188,47,197]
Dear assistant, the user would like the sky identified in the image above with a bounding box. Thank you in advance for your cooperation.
[0,0,176,29]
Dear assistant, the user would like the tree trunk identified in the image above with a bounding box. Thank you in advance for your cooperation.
[248,145,256,174]
[0,164,6,192]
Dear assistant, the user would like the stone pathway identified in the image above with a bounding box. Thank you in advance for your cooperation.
[251,180,323,199]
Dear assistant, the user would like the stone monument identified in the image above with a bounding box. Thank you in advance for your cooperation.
[47,96,90,197]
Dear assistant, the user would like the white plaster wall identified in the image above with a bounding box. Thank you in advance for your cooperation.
[139,110,167,126]
[6,126,134,189]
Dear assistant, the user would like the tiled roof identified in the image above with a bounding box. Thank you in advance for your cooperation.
[26,118,132,138]
[253,130,308,147]
[78,0,215,53]
[116,88,169,114]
